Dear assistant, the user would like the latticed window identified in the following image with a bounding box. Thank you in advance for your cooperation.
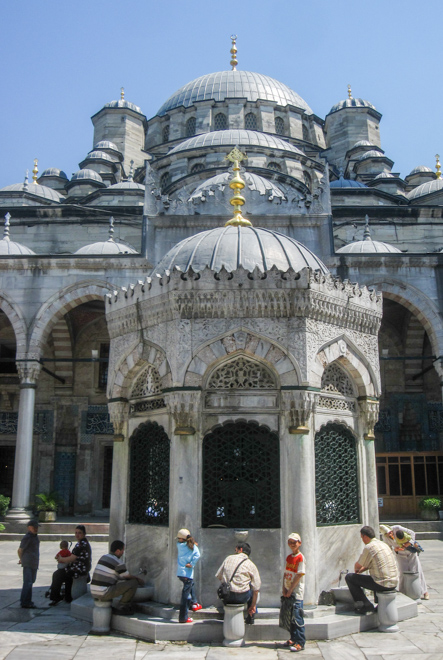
[302,124,310,141]
[304,172,311,190]
[245,113,257,130]
[268,161,281,172]
[202,421,280,528]
[130,365,162,399]
[186,117,196,137]
[207,356,276,390]
[129,422,170,525]
[321,363,355,397]
[315,423,359,525]
[275,116,285,135]
[160,171,171,192]
[214,113,227,131]
[191,163,205,174]
[162,124,170,142]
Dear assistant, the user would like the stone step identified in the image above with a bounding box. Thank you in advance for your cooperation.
[71,592,418,642]
[1,520,109,534]
[0,532,109,542]
[384,520,443,532]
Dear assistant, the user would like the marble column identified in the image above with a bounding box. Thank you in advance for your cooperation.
[364,437,379,530]
[7,361,41,520]
[108,400,129,545]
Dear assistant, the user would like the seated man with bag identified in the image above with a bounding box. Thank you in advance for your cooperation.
[215,542,261,624]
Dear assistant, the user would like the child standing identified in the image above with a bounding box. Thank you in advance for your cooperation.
[55,540,71,569]
[176,528,201,623]
[280,532,305,653]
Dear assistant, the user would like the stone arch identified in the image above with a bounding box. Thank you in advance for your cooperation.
[109,339,171,400]
[27,280,114,361]
[205,353,278,390]
[312,334,379,397]
[0,292,27,357]
[184,327,301,388]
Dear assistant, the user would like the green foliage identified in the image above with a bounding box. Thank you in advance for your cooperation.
[418,497,441,511]
[0,494,10,517]
[35,491,63,512]
[0,523,5,532]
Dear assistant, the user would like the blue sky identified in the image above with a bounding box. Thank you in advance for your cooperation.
[0,0,441,186]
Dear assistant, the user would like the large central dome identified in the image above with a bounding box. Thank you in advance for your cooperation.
[157,70,313,116]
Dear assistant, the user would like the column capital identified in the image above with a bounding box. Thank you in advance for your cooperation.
[108,399,129,442]
[17,360,41,386]
[167,390,201,435]
[282,389,317,434]
[358,397,380,440]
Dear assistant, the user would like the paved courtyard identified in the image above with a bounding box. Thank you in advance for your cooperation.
[0,538,442,659]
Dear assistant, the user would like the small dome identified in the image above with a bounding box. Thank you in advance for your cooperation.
[0,182,64,202]
[189,172,286,201]
[107,181,145,191]
[352,140,373,148]
[94,141,121,153]
[157,70,313,116]
[104,99,143,114]
[330,176,367,189]
[84,150,114,162]
[374,172,395,179]
[0,237,35,255]
[169,130,303,156]
[328,98,376,115]
[337,239,401,254]
[70,169,104,183]
[408,165,433,175]
[358,150,386,162]
[75,238,138,255]
[40,168,68,179]
[153,225,328,276]
[407,178,443,201]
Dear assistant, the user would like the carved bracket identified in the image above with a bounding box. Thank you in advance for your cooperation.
[168,391,201,436]
[282,390,317,434]
[108,400,129,442]
[358,398,380,440]
[17,360,42,385]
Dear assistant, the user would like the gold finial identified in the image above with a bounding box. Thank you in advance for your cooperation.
[436,154,441,179]
[224,146,252,227]
[230,35,238,71]
[347,84,352,99]
[121,87,125,100]
[32,158,38,184]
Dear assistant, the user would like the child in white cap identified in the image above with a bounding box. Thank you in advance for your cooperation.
[176,528,201,623]
[280,532,305,652]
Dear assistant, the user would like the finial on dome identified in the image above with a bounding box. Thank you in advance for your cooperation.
[32,159,38,184]
[363,214,371,241]
[224,146,252,227]
[128,160,134,181]
[121,87,125,100]
[23,170,29,192]
[338,166,345,178]
[436,154,441,179]
[347,84,352,99]
[230,35,238,71]
[108,216,115,241]
[4,213,11,240]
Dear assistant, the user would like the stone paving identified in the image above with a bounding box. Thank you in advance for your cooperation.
[0,538,442,659]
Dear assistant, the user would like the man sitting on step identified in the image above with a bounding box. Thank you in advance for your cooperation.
[90,540,144,614]
[216,542,261,624]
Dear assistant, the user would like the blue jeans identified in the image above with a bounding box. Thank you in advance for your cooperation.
[21,566,37,606]
[290,599,305,648]
[178,577,196,622]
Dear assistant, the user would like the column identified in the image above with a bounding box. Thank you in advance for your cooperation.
[8,361,41,519]
[359,398,380,529]
[108,399,129,545]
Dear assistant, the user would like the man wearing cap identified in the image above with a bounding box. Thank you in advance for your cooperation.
[216,542,261,624]
[281,533,305,652]
[18,520,40,608]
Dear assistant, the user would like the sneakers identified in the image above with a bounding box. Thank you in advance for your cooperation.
[191,603,202,612]
[179,617,193,623]
[289,644,304,652]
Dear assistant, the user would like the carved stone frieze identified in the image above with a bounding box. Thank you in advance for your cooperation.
[168,391,201,435]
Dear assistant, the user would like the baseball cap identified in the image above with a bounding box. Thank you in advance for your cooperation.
[288,533,301,542]
[177,528,190,539]
[28,519,39,528]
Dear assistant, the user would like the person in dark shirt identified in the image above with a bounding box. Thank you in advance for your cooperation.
[48,524,92,605]
[18,520,40,608]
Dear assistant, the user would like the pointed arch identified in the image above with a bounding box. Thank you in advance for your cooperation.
[108,339,171,400]
[0,292,28,358]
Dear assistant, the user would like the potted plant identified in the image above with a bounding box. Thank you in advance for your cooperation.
[35,491,63,522]
[0,494,10,520]
[418,497,441,521]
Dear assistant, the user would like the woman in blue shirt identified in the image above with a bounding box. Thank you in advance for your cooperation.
[176,527,201,623]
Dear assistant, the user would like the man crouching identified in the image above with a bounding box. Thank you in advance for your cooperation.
[90,540,144,614]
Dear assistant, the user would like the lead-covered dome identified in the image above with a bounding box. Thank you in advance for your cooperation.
[157,70,313,116]
[189,172,286,202]
[169,130,304,156]
[153,225,328,276]
[407,178,443,201]
[328,98,376,115]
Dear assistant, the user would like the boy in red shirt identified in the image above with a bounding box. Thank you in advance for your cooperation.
[281,532,305,653]
[55,540,71,569]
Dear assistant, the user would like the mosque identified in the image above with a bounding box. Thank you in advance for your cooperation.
[1,38,442,605]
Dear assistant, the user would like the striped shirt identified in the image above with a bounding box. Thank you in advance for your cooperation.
[90,553,129,597]
[358,538,399,589]
[215,553,261,593]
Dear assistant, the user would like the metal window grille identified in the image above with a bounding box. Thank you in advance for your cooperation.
[214,113,227,131]
[129,422,170,525]
[268,162,281,172]
[202,421,280,528]
[275,116,285,135]
[315,423,360,526]
[245,113,257,130]
[160,172,171,192]
[191,163,205,174]
[162,124,170,142]
[186,117,196,137]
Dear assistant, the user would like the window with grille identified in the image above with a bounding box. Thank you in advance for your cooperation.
[302,124,309,141]
[268,162,281,172]
[315,423,359,525]
[245,113,257,130]
[186,117,196,137]
[162,124,170,142]
[160,171,171,192]
[214,113,227,131]
[202,421,280,528]
[191,163,205,174]
[275,116,285,135]
[129,421,170,525]
[304,172,311,190]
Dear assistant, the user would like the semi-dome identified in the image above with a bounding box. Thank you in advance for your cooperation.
[40,168,68,179]
[328,98,376,115]
[169,130,304,156]
[407,178,443,201]
[0,182,65,202]
[153,225,328,276]
[157,70,313,116]
[189,172,286,201]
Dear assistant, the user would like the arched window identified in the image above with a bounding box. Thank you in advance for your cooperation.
[321,363,355,397]
[268,161,282,172]
[245,112,257,130]
[129,421,170,525]
[191,163,205,175]
[207,356,276,389]
[214,113,227,131]
[202,420,280,528]
[302,124,310,142]
[303,171,311,191]
[130,365,162,398]
[275,116,285,136]
[160,171,171,192]
[315,423,359,525]
[162,124,170,142]
[186,116,196,137]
